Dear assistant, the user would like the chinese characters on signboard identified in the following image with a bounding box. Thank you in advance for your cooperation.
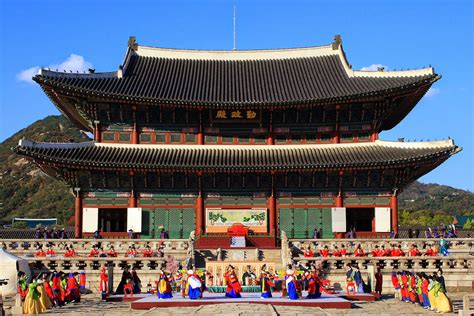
[212,109,259,121]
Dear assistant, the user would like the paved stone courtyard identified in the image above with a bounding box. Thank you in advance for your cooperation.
[2,293,466,315]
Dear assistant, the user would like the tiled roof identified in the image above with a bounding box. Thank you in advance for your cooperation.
[33,41,439,107]
[15,140,459,172]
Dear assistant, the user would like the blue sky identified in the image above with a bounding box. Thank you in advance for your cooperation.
[1,0,473,191]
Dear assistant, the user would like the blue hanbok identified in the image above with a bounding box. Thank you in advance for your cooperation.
[187,274,202,300]
[285,273,299,300]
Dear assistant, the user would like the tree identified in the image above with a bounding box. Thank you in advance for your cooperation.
[11,221,28,229]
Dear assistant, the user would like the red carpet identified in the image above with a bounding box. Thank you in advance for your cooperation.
[126,292,352,309]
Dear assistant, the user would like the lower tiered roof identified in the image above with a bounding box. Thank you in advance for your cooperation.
[15,139,459,172]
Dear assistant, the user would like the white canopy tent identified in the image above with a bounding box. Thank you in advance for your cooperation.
[0,248,31,296]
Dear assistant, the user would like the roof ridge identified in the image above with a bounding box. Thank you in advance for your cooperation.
[18,139,456,150]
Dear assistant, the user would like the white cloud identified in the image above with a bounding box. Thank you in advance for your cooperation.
[360,64,388,71]
[16,54,93,84]
[16,66,40,83]
[425,87,441,98]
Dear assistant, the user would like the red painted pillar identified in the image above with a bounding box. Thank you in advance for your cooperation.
[390,195,398,234]
[268,194,276,235]
[128,191,137,207]
[74,191,82,238]
[195,195,204,235]
[94,122,101,143]
[197,131,204,145]
[132,124,139,144]
[370,131,379,142]
[266,133,274,145]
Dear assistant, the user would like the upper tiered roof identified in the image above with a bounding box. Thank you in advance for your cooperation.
[34,36,438,108]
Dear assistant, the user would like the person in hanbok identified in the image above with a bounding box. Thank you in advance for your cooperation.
[157,270,173,299]
[41,273,55,307]
[305,271,321,299]
[51,271,63,306]
[391,271,401,300]
[131,267,142,293]
[428,275,438,311]
[36,280,52,311]
[224,265,242,298]
[400,271,410,302]
[374,267,383,295]
[408,272,417,303]
[438,238,449,256]
[115,266,132,294]
[23,280,45,314]
[17,271,28,302]
[432,277,452,313]
[99,266,109,299]
[79,272,87,291]
[260,270,275,298]
[66,272,80,303]
[420,273,431,309]
[285,269,299,300]
[185,270,202,300]
[353,265,364,293]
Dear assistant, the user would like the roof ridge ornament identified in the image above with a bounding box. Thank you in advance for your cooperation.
[332,34,342,50]
[128,36,138,51]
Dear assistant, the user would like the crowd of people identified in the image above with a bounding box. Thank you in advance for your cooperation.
[33,227,69,239]
[298,238,451,258]
[391,268,452,313]
[17,270,84,314]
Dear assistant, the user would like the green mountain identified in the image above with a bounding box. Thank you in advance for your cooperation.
[0,115,472,226]
[0,115,90,224]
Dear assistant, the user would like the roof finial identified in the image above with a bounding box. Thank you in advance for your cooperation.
[128,36,138,51]
[332,34,342,50]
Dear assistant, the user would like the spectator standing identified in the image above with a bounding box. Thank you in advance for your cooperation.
[43,228,50,239]
[128,229,134,239]
[34,228,42,239]
[59,228,67,239]
[425,228,432,238]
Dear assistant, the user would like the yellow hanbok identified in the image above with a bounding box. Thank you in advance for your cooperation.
[432,281,452,313]
[37,283,52,311]
[428,281,438,311]
[23,282,46,315]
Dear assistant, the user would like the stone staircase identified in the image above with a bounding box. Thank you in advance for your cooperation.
[194,248,284,269]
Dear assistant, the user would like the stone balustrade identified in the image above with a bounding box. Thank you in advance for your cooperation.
[25,257,169,272]
[292,255,473,272]
[0,238,192,256]
[289,238,473,254]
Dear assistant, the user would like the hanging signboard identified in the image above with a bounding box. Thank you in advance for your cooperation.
[211,109,260,123]
[205,208,267,233]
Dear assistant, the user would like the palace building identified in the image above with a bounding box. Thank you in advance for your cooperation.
[15,36,460,247]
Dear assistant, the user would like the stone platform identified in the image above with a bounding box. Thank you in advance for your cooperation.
[128,292,352,309]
